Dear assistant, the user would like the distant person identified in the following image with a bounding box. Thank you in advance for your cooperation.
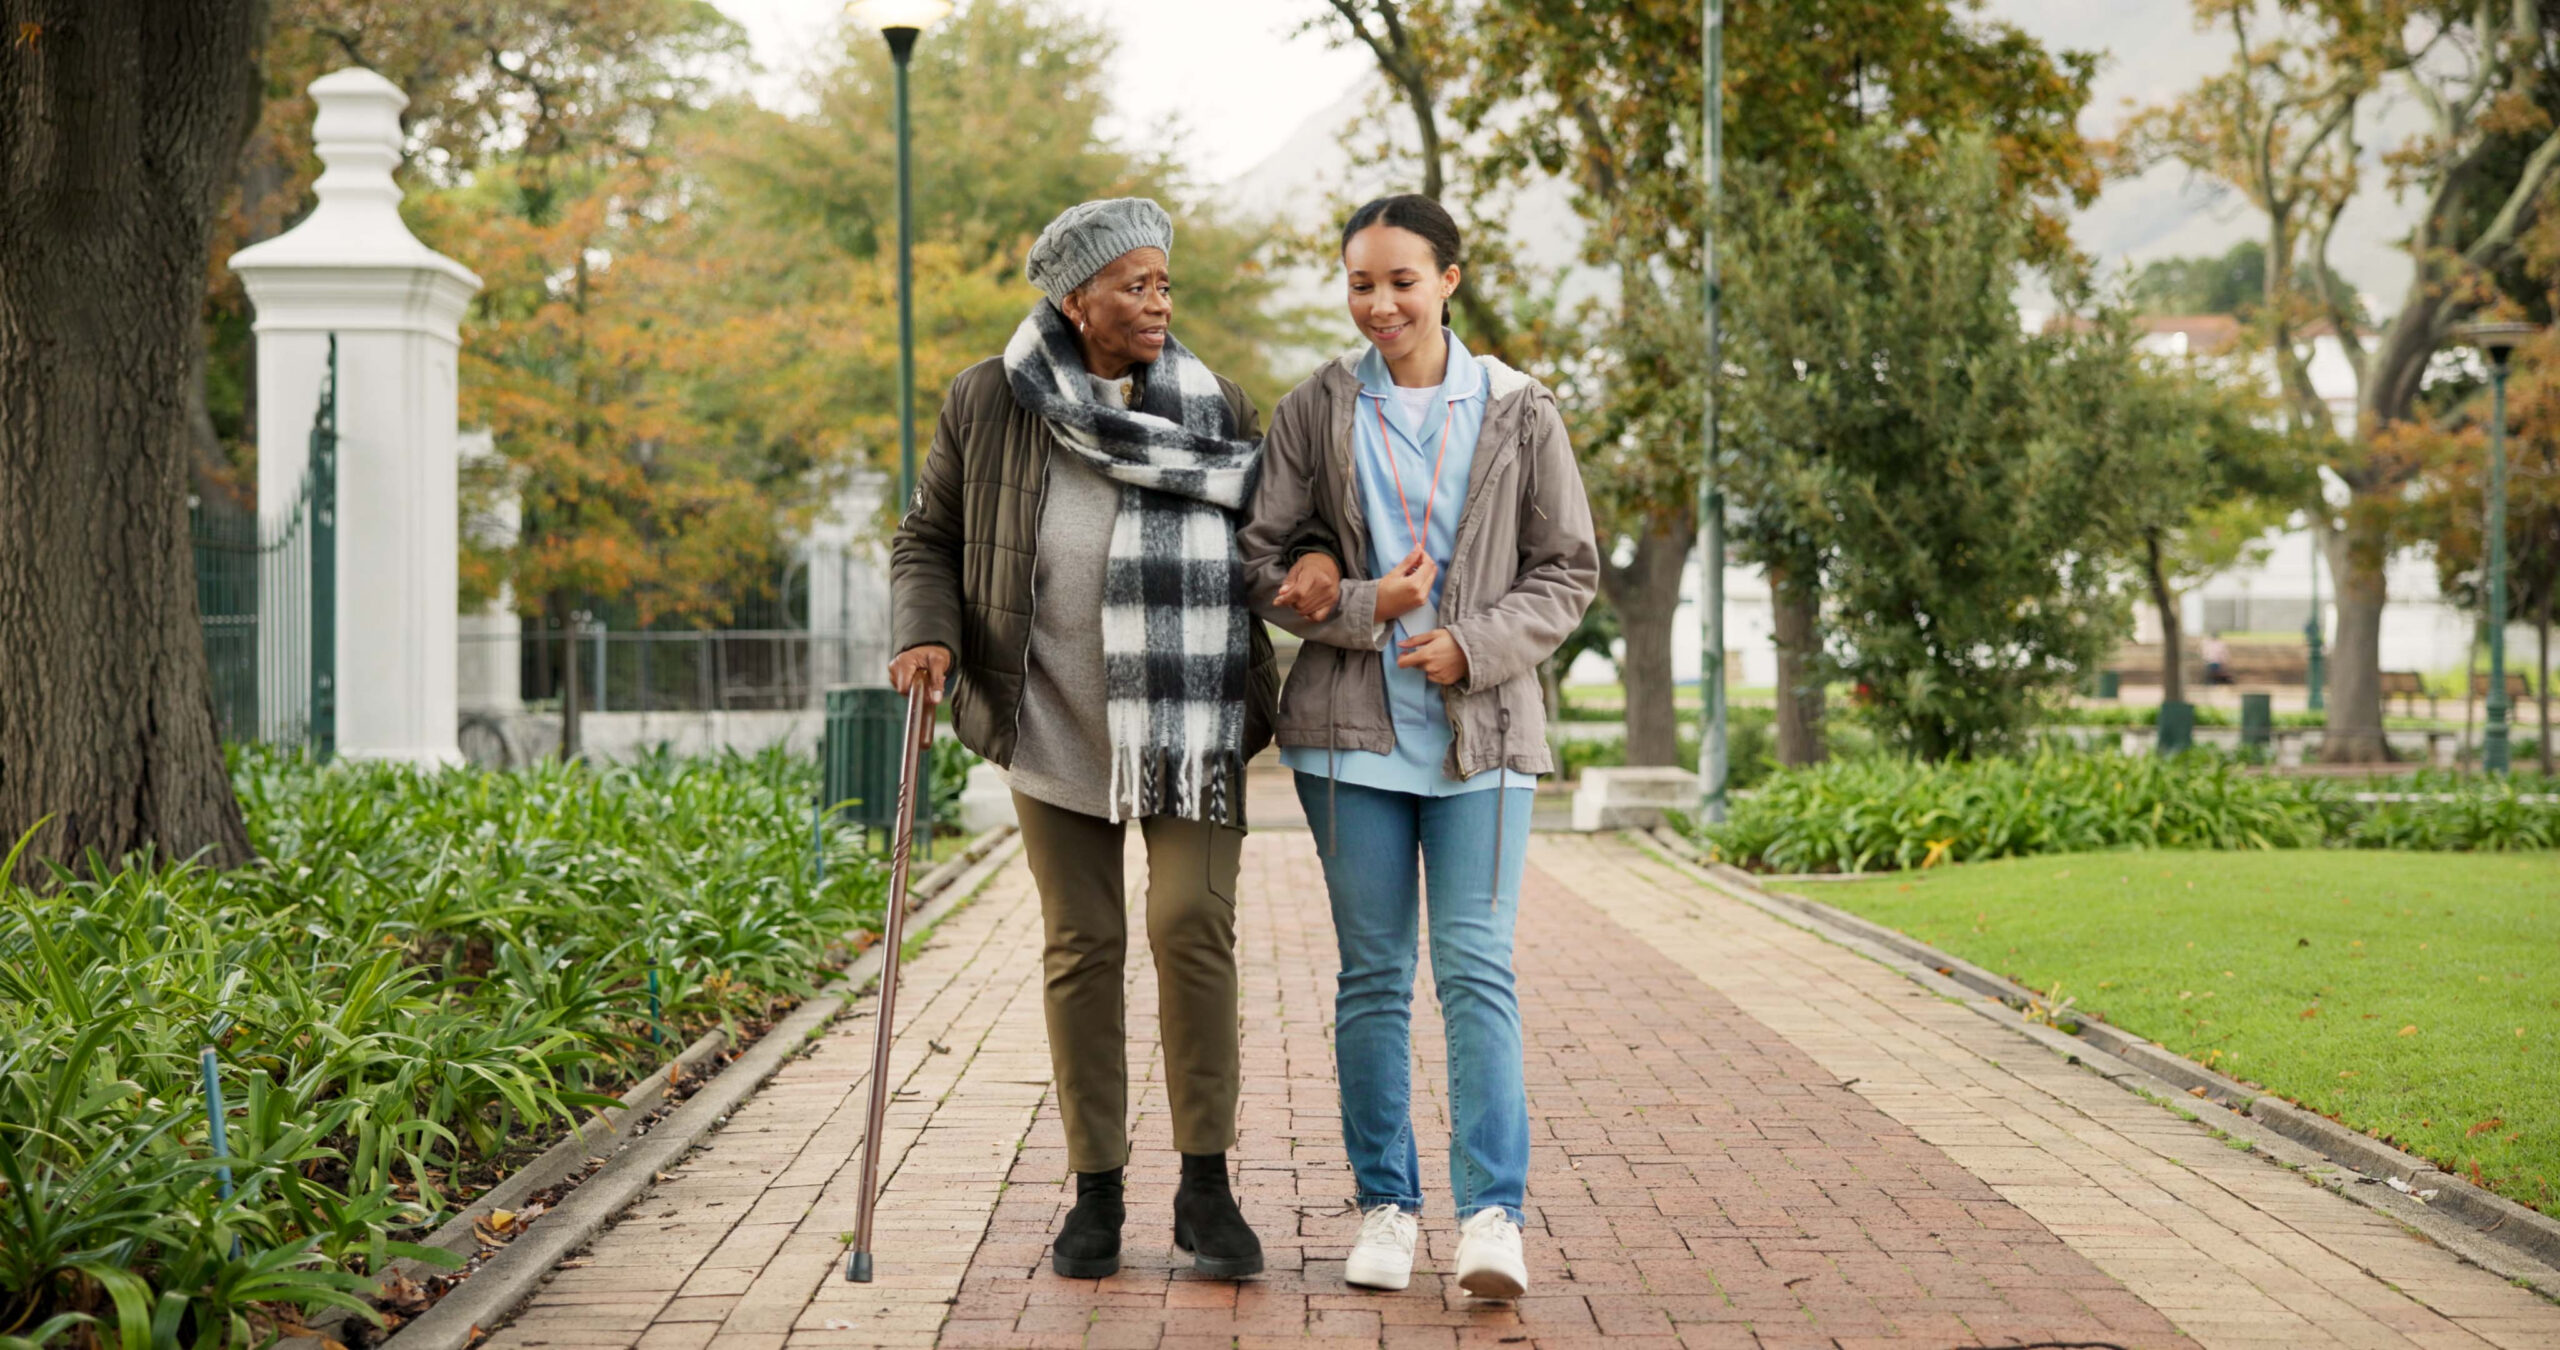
[887,197,1335,1282]
[2203,633,2232,686]
[1240,194,1599,1300]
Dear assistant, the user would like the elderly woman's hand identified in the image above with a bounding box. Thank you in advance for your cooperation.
[1275,553,1342,622]
[888,645,952,703]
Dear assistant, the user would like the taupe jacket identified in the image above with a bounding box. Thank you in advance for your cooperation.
[1239,351,1599,780]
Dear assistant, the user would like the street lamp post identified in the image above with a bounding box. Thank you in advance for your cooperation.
[1697,0,1728,824]
[852,0,953,516]
[2455,321,2540,775]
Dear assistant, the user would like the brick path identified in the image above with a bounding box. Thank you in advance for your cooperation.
[481,827,2560,1350]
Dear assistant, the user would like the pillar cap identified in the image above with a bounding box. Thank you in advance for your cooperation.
[232,67,480,296]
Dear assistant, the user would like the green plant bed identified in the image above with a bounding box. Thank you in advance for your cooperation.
[0,748,884,1347]
[1697,749,2560,873]
[1814,852,2560,1212]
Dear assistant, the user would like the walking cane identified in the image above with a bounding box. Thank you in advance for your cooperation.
[844,680,937,1283]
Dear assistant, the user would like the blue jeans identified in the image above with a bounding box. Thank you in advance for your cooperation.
[1294,773,1531,1224]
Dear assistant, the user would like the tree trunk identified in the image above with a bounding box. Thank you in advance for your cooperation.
[0,0,267,874]
[2145,532,2185,707]
[2537,589,2551,776]
[1601,522,1692,767]
[1767,558,1827,765]
[2319,515,2393,763]
[550,590,582,760]
[2463,624,2480,769]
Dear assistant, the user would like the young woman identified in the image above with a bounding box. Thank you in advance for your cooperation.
[1238,194,1599,1299]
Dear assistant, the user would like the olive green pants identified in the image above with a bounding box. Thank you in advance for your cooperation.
[1011,790,1244,1173]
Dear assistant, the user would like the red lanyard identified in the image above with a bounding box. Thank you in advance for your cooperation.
[1377,394,1455,548]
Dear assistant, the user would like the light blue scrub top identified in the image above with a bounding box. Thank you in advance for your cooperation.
[1283,331,1533,797]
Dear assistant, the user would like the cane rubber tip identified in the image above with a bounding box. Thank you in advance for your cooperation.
[846,1252,874,1283]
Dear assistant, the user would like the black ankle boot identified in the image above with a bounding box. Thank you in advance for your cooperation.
[1171,1152,1263,1278]
[1052,1168,1123,1278]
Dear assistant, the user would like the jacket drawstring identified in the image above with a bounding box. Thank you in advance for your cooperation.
[1490,702,1512,911]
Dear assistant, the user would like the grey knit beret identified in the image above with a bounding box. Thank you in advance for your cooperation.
[1025,197,1174,304]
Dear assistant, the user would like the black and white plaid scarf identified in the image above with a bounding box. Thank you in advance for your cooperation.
[1002,300,1261,826]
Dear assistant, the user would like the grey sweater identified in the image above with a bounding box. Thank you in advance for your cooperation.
[1006,374,1132,819]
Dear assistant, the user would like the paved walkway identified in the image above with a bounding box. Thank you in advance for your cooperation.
[481,826,2560,1350]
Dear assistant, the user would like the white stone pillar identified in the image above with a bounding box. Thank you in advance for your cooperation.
[232,68,481,766]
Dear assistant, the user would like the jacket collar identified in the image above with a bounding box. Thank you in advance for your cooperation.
[1353,328,1485,404]
[1326,337,1533,406]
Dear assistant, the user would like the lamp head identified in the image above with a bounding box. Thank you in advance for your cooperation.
[850,0,952,42]
[2456,320,2542,372]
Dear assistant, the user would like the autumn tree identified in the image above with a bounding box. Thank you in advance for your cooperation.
[667,0,1305,465]
[203,0,745,493]
[2,0,268,873]
[2125,0,2560,761]
[1310,0,2098,766]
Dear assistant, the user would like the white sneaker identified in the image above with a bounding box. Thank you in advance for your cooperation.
[1454,1208,1527,1299]
[1343,1204,1417,1290]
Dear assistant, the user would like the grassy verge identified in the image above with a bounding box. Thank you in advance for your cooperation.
[1813,851,2558,1212]
[1,749,883,1347]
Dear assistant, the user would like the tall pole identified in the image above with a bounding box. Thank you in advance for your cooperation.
[888,27,920,514]
[2486,358,2513,774]
[1696,0,1728,823]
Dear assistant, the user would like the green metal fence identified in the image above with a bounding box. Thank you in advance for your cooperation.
[191,335,338,758]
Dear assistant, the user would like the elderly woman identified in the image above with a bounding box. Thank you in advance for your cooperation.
[889,198,1316,1282]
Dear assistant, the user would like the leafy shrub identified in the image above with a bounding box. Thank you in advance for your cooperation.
[1697,748,2559,872]
[0,749,883,1346]
[928,736,978,830]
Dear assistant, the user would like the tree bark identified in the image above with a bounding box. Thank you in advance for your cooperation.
[1601,522,1691,767]
[2538,588,2552,777]
[2463,621,2480,768]
[1767,557,1827,765]
[2144,532,2185,707]
[2318,516,2394,763]
[1,0,268,873]
[549,590,582,760]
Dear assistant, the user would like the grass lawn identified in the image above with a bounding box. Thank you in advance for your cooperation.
[1814,850,2560,1212]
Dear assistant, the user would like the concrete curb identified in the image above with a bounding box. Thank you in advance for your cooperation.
[1631,827,2560,1299]
[366,826,1022,1350]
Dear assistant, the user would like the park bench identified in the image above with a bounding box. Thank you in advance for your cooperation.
[2471,671,2533,699]
[2380,670,2434,718]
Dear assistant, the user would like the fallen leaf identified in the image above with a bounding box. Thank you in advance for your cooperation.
[2350,940,2364,948]
[2467,1118,2505,1138]
[2299,1006,2321,1020]
[2398,1025,2418,1037]
[2339,1070,2358,1079]
[2187,1086,2208,1098]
